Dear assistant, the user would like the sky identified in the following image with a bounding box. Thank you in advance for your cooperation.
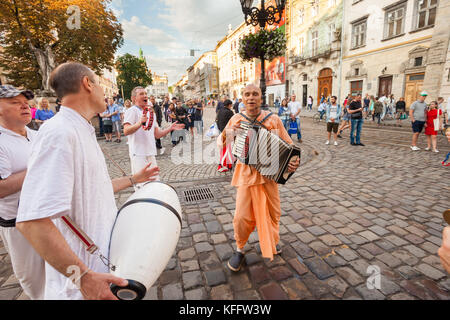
[110,0,248,86]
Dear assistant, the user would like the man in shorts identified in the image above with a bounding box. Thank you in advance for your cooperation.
[410,92,428,151]
[325,96,342,146]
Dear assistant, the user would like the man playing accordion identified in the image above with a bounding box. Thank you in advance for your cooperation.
[218,84,300,271]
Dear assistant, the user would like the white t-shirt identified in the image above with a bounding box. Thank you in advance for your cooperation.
[124,105,158,157]
[0,126,37,220]
[17,107,117,300]
[329,105,338,119]
[288,101,302,119]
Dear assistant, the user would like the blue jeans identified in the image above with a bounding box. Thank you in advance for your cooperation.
[281,119,289,132]
[319,110,326,119]
[289,118,302,140]
[350,118,363,144]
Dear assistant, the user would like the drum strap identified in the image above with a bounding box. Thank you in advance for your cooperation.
[61,216,116,271]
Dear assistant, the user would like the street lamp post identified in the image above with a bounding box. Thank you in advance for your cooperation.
[240,0,286,108]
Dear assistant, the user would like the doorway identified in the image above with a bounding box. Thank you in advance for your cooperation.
[318,68,333,103]
[378,76,393,98]
[405,73,424,109]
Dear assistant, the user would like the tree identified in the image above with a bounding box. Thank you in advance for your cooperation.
[116,54,152,100]
[0,0,123,92]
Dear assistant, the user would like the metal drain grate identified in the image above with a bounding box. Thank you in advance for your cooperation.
[183,187,215,203]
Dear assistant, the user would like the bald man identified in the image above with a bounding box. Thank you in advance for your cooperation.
[218,84,300,271]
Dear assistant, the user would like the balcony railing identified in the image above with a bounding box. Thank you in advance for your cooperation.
[290,43,333,64]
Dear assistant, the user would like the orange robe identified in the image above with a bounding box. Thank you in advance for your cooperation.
[217,110,293,260]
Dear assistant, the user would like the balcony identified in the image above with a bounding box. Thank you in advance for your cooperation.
[289,43,334,65]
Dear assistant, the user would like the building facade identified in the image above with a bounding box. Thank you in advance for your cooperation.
[146,72,169,98]
[216,23,257,100]
[340,0,445,108]
[188,51,219,99]
[286,0,343,106]
[97,68,118,99]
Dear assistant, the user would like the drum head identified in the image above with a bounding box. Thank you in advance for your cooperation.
[111,280,147,300]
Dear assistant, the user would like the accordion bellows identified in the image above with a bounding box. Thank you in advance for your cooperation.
[232,122,301,185]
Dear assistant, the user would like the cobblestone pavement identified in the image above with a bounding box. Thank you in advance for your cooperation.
[1,106,449,300]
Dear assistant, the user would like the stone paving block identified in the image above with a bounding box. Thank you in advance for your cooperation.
[372,218,390,228]
[211,233,227,244]
[202,213,217,222]
[189,223,206,233]
[306,225,327,236]
[354,218,374,227]
[426,235,443,246]
[415,264,446,281]
[210,284,233,300]
[418,279,450,300]
[337,227,354,235]
[215,243,233,261]
[229,272,252,291]
[268,266,293,281]
[296,231,315,243]
[185,288,208,300]
[355,284,385,300]
[181,260,200,272]
[286,223,305,234]
[326,276,349,298]
[368,225,390,236]
[280,216,295,225]
[347,223,364,233]
[347,234,369,245]
[288,257,309,275]
[359,230,380,242]
[384,234,408,247]
[309,241,332,256]
[324,254,347,268]
[399,280,435,300]
[404,234,425,245]
[361,243,384,256]
[259,282,288,300]
[335,267,364,286]
[205,269,227,287]
[390,292,416,300]
[376,252,402,268]
[386,225,408,236]
[195,242,213,253]
[297,218,314,228]
[182,271,203,290]
[159,270,180,286]
[234,290,260,300]
[379,277,402,296]
[162,283,184,300]
[198,252,222,271]
[348,259,371,277]
[249,264,271,284]
[291,241,315,259]
[358,249,373,260]
[193,233,208,243]
[397,266,421,280]
[375,240,395,251]
[223,223,233,232]
[335,234,352,245]
[264,255,286,268]
[391,250,419,266]
[301,274,331,298]
[403,245,427,258]
[177,236,193,249]
[319,234,343,246]
[336,247,359,261]
[405,225,429,238]
[303,256,335,280]
[245,252,262,266]
[281,278,313,300]
[205,221,222,234]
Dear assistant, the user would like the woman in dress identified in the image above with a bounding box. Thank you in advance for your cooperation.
[424,101,443,153]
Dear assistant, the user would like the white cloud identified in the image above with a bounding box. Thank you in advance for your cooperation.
[145,54,196,86]
[121,16,185,53]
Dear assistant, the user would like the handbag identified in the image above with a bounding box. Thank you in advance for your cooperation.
[433,109,441,131]
[206,122,220,137]
[288,119,298,135]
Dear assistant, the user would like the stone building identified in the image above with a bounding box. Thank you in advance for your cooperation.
[216,23,257,100]
[286,0,343,106]
[186,51,219,100]
[146,72,169,98]
[340,0,447,108]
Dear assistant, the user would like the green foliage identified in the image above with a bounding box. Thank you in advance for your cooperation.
[116,53,152,100]
[239,28,287,62]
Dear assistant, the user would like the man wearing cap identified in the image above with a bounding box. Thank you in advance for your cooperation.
[0,85,45,299]
[410,91,428,151]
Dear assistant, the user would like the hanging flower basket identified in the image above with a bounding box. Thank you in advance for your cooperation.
[238,28,287,62]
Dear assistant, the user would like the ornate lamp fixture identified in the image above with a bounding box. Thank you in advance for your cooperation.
[240,0,286,28]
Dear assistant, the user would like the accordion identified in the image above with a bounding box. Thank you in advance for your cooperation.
[232,121,301,185]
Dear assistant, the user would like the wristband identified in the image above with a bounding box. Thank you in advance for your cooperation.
[129,176,136,187]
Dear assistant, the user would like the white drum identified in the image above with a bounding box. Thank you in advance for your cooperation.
[108,181,182,300]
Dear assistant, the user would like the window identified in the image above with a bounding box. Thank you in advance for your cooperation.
[328,23,336,44]
[355,68,360,76]
[311,0,319,17]
[303,74,308,81]
[414,56,423,66]
[298,9,304,25]
[416,0,438,29]
[298,37,304,55]
[352,19,367,48]
[312,31,319,56]
[385,3,406,38]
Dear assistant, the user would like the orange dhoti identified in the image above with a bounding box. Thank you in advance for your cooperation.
[234,181,281,261]
[217,110,293,262]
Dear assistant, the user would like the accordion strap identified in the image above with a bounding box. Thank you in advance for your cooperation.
[239,112,273,130]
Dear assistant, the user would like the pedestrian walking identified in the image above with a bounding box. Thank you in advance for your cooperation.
[288,94,302,142]
[216,99,235,173]
[337,103,351,138]
[278,98,290,132]
[16,62,160,300]
[424,101,443,153]
[100,102,113,142]
[150,96,164,152]
[162,97,170,122]
[395,97,406,126]
[363,94,370,118]
[318,100,327,121]
[373,97,384,126]
[307,96,313,111]
[194,99,204,135]
[410,91,428,151]
[325,96,342,146]
[348,94,365,146]
[233,98,241,114]
[217,84,300,272]
[108,98,121,143]
[0,85,45,300]
[368,95,375,119]
[379,94,388,121]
